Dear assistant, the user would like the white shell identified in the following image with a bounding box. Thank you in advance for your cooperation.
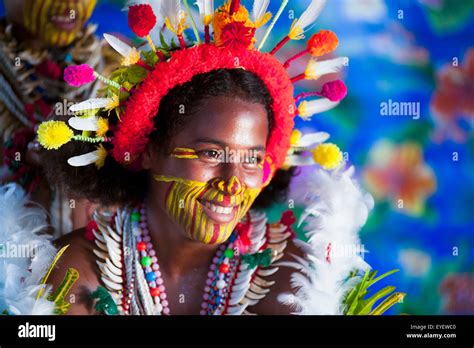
[101,276,123,291]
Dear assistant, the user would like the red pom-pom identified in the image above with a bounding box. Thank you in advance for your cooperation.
[128,4,157,37]
[36,59,62,80]
[320,80,347,102]
[235,222,252,254]
[280,210,297,226]
[85,220,98,241]
[219,22,256,51]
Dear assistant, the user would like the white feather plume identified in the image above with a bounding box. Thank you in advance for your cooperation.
[69,98,111,112]
[195,0,214,25]
[277,166,374,314]
[68,116,99,131]
[103,33,135,58]
[67,149,101,167]
[253,0,271,27]
[290,0,327,40]
[0,184,57,315]
[161,0,185,30]
[298,98,340,120]
[305,57,349,80]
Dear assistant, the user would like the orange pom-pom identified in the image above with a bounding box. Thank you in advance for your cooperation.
[307,30,339,57]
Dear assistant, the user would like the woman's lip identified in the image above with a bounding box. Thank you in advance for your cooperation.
[50,13,78,31]
[199,200,238,224]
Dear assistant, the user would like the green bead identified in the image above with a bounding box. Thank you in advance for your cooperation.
[131,212,141,222]
[141,256,152,267]
[224,249,234,258]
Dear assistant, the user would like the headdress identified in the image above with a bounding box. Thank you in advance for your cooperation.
[37,0,349,183]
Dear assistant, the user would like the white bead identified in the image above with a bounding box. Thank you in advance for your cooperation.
[132,227,142,236]
[154,302,163,314]
[216,280,226,289]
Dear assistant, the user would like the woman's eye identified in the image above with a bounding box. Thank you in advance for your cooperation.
[198,150,222,162]
[242,155,263,169]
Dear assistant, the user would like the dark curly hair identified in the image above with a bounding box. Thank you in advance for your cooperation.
[42,69,296,208]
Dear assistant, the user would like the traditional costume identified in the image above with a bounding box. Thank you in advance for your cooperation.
[0,0,404,315]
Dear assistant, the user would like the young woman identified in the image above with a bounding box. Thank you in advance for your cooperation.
[46,68,304,315]
[0,1,402,316]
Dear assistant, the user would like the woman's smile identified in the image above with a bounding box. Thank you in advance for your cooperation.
[198,198,239,224]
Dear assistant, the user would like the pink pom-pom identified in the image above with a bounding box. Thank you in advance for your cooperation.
[320,80,347,102]
[64,64,96,87]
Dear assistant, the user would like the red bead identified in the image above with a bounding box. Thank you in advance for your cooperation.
[137,241,147,251]
[150,287,161,297]
[219,264,230,274]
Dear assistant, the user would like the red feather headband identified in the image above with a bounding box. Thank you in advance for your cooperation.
[112,44,295,171]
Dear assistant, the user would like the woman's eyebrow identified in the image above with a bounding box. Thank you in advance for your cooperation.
[193,138,266,151]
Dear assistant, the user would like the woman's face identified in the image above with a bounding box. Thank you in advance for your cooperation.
[142,96,269,245]
[4,0,97,47]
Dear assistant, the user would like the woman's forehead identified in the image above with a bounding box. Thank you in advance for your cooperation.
[175,96,269,149]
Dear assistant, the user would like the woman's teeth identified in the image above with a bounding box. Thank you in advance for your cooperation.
[203,201,234,215]
[51,15,75,24]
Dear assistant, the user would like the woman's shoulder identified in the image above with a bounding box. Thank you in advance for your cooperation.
[48,229,101,315]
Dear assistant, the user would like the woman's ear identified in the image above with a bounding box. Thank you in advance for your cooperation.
[141,144,154,170]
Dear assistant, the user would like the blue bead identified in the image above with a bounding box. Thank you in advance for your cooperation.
[146,272,157,282]
[215,296,221,305]
[229,234,237,242]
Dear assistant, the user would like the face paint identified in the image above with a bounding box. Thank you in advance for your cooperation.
[23,0,97,47]
[171,148,199,160]
[154,175,261,245]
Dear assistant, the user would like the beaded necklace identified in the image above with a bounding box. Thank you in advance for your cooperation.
[131,204,240,315]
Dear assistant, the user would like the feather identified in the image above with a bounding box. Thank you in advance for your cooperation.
[162,0,185,30]
[298,98,340,120]
[67,150,100,167]
[103,33,135,57]
[277,166,374,314]
[195,0,214,25]
[252,0,271,27]
[305,57,349,80]
[289,0,327,40]
[69,98,111,112]
[0,184,57,315]
[68,116,99,131]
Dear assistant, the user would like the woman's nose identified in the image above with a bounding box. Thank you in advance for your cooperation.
[209,175,244,195]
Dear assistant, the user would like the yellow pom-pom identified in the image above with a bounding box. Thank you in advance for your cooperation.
[96,117,109,137]
[312,143,343,170]
[290,129,302,146]
[105,95,119,110]
[122,47,141,66]
[37,121,74,150]
[95,144,107,169]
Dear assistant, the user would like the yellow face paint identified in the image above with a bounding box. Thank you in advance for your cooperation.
[154,175,261,245]
[171,148,199,160]
[23,0,97,47]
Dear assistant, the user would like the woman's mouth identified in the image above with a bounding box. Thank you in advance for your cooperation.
[50,12,78,31]
[198,199,239,224]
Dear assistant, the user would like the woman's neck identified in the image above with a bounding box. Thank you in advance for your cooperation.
[144,198,220,282]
